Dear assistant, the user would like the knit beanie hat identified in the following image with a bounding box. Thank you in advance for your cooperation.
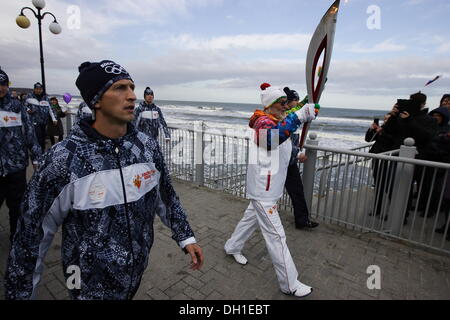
[260,83,286,109]
[410,91,427,105]
[283,87,300,102]
[75,60,133,108]
[440,94,450,106]
[0,69,9,86]
[144,87,154,97]
[34,82,43,89]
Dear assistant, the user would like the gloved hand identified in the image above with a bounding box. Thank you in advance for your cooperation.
[294,103,318,123]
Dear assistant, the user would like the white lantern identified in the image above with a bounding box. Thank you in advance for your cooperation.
[49,22,62,34]
[32,0,46,10]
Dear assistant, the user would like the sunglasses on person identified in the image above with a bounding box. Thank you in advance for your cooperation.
[274,97,288,106]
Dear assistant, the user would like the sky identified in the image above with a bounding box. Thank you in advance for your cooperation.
[1,0,449,110]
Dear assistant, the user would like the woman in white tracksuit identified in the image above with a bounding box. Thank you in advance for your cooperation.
[224,83,318,298]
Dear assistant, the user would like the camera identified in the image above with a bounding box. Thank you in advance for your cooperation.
[373,118,379,126]
[396,99,421,116]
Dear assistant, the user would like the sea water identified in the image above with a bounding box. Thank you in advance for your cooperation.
[59,96,388,149]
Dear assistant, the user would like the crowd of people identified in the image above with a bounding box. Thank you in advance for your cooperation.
[365,92,450,239]
[9,86,67,151]
[1,61,321,300]
[1,58,449,300]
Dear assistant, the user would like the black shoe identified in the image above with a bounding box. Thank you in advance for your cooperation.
[296,221,319,229]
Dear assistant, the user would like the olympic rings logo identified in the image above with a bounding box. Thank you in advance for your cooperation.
[103,64,128,75]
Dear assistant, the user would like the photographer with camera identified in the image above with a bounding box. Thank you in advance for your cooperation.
[365,110,399,218]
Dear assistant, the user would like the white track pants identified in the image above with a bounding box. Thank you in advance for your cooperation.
[224,200,302,294]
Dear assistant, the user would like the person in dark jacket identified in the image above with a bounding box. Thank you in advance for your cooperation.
[398,92,439,219]
[428,106,450,239]
[0,68,42,243]
[47,97,66,145]
[4,60,203,300]
[25,82,57,152]
[282,87,318,229]
[419,106,450,219]
[440,94,450,112]
[365,109,400,218]
[134,87,171,142]
[425,106,450,161]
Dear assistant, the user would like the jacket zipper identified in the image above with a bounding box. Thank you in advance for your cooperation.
[114,145,136,299]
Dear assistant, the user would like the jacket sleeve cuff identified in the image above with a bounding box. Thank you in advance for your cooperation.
[179,237,196,250]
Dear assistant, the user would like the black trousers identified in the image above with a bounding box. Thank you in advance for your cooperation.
[34,124,47,153]
[0,170,27,242]
[284,162,310,226]
[372,159,396,216]
[408,166,445,214]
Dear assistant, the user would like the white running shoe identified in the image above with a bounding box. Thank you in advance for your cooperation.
[232,254,248,265]
[291,282,313,298]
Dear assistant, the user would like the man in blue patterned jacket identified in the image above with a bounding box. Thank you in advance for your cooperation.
[76,101,92,123]
[25,82,57,152]
[5,60,203,300]
[134,87,171,141]
[0,68,42,243]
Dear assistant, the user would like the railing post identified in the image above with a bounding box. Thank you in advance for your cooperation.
[389,138,417,236]
[194,121,205,186]
[303,132,319,212]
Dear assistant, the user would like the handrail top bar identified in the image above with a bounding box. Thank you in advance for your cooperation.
[350,142,374,150]
[167,123,250,139]
[304,143,450,169]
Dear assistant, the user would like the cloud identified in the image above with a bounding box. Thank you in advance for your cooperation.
[143,32,312,51]
[402,0,427,6]
[0,0,224,93]
[92,0,223,25]
[348,39,407,54]
[122,49,450,99]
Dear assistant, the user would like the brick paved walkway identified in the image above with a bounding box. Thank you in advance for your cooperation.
[1,178,449,300]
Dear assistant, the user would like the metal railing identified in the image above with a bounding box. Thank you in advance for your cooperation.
[64,115,450,254]
[156,122,250,199]
[303,136,450,254]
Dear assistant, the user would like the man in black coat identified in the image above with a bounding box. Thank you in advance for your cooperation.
[398,92,439,219]
[282,87,319,229]
[365,110,399,218]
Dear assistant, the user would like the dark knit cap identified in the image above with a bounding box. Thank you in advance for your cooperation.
[34,82,43,89]
[440,94,450,106]
[0,69,9,86]
[283,87,300,102]
[410,91,427,105]
[75,60,133,108]
[144,87,154,97]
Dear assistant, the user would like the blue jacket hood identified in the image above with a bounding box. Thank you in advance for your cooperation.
[429,106,449,126]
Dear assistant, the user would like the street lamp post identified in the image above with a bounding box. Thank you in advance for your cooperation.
[16,0,62,95]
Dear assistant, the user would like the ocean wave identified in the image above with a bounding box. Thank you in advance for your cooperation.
[161,104,224,113]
